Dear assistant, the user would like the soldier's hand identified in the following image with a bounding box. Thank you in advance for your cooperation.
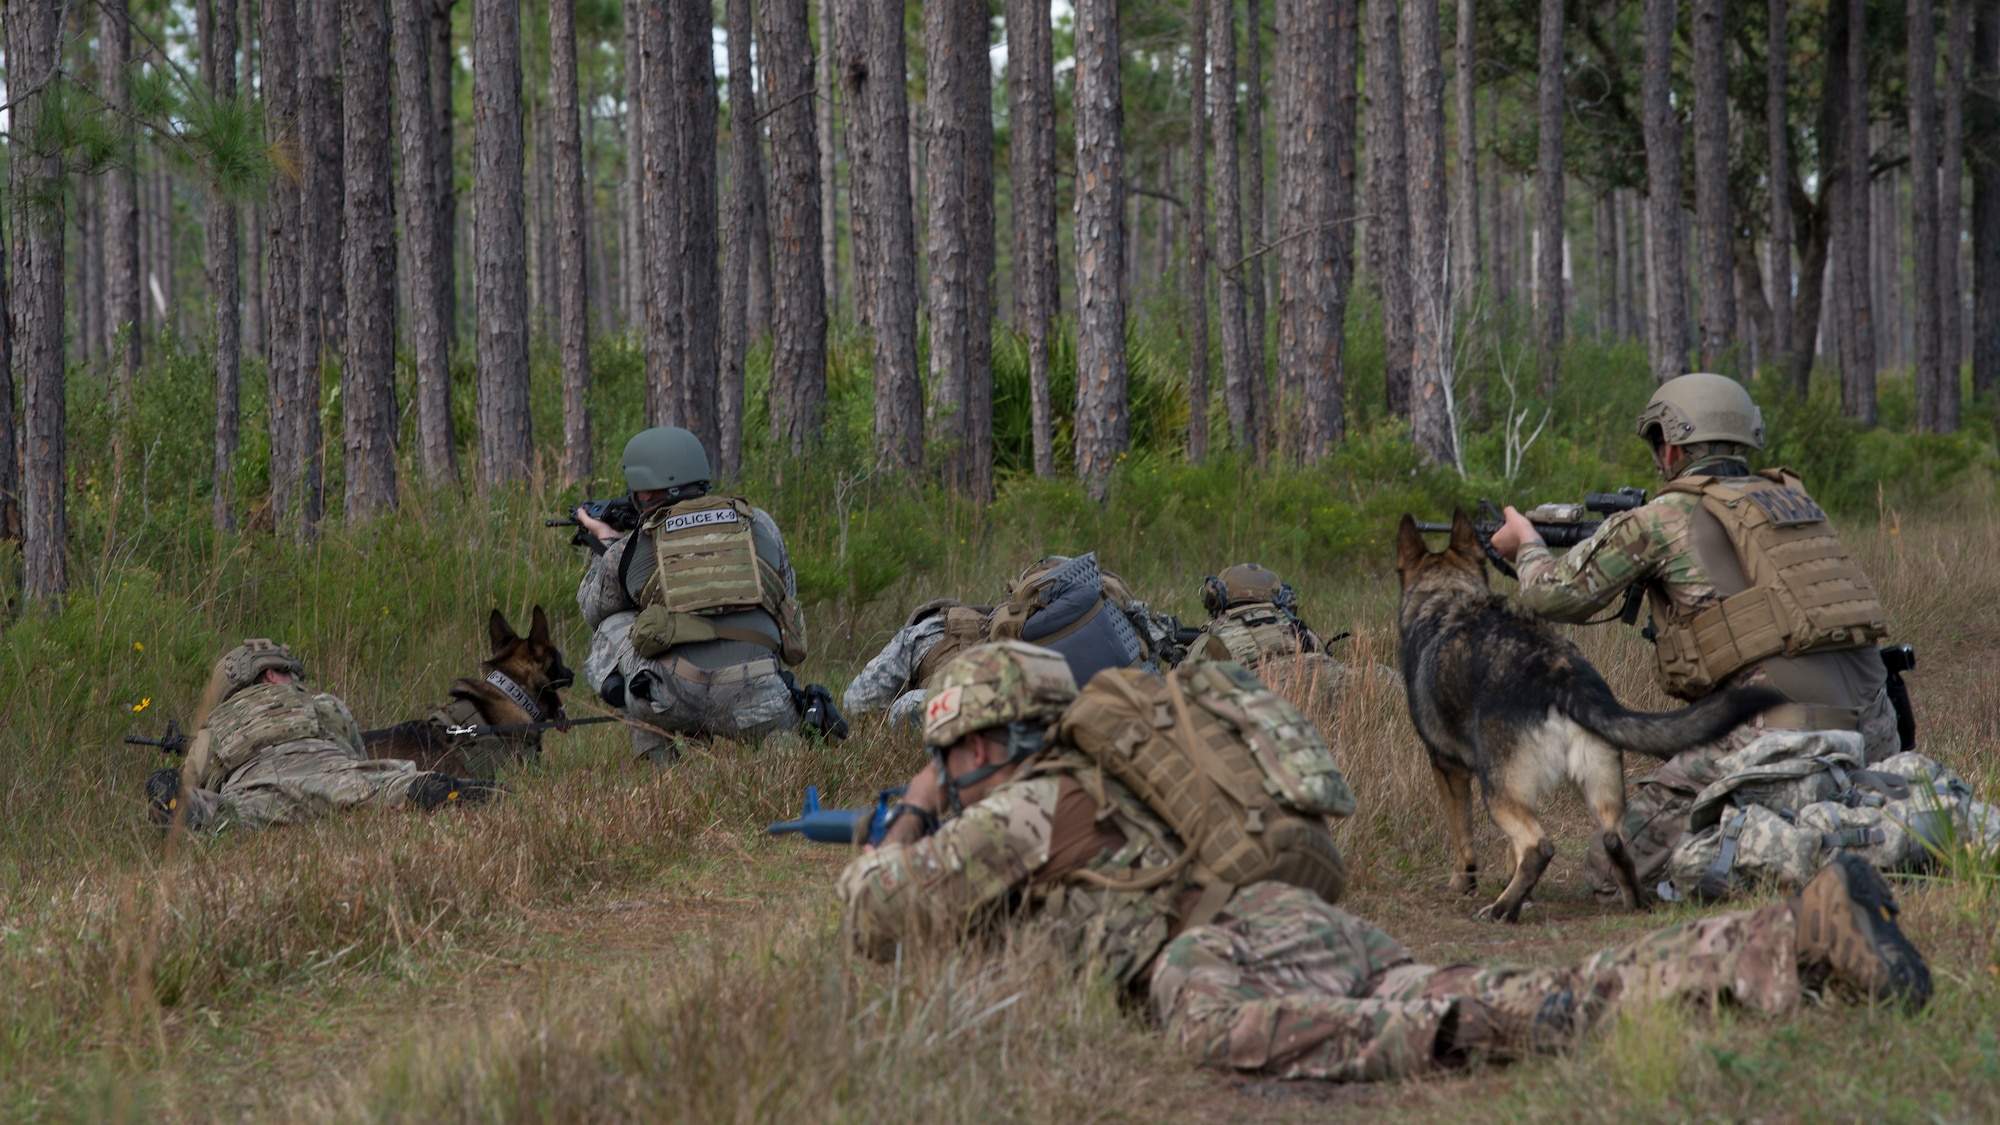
[870,763,945,851]
[575,507,619,545]
[1488,505,1544,562]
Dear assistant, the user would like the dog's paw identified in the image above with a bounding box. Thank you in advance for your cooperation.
[1447,870,1478,896]
[1473,901,1522,924]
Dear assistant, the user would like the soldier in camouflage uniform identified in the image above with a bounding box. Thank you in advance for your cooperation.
[1490,374,1901,901]
[1183,564,1353,710]
[837,643,1931,1082]
[575,427,807,762]
[146,640,498,832]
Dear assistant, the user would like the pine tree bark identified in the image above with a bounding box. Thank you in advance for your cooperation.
[1535,0,1565,391]
[1008,0,1057,476]
[102,0,141,394]
[432,0,458,349]
[1596,190,1617,338]
[1211,0,1254,458]
[1766,0,1794,375]
[1691,0,1733,367]
[206,0,243,530]
[1973,0,2000,399]
[675,0,723,456]
[1073,0,1128,498]
[474,0,534,482]
[818,0,840,324]
[624,0,647,332]
[263,0,307,526]
[1276,0,1355,462]
[549,0,591,480]
[305,0,344,438]
[1844,0,1879,421]
[397,0,459,482]
[722,0,765,480]
[0,200,14,545]
[1405,0,1454,464]
[639,1,683,427]
[965,6,996,503]
[1365,0,1413,418]
[763,0,828,453]
[1244,0,1271,451]
[924,0,992,497]
[1455,0,1480,310]
[342,0,397,517]
[1912,0,1948,431]
[1186,0,1211,464]
[1941,0,1969,403]
[1640,0,1688,382]
[7,0,64,596]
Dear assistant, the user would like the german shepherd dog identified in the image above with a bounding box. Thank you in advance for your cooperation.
[366,607,576,775]
[1393,511,1782,923]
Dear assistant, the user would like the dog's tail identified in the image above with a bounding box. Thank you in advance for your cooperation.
[1563,680,1788,760]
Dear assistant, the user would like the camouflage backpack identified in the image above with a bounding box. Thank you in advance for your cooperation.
[186,681,362,789]
[1054,660,1355,923]
[1191,603,1310,668]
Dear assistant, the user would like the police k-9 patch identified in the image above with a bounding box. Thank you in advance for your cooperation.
[659,507,741,534]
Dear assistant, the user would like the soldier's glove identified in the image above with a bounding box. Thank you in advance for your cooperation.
[599,671,627,709]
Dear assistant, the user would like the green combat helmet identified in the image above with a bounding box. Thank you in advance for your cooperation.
[621,426,712,493]
[923,642,1078,811]
[218,639,306,701]
[1634,372,1766,452]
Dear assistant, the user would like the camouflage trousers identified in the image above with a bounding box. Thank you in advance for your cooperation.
[1148,881,1799,1082]
[584,611,799,761]
[1586,688,1900,901]
[183,743,423,831]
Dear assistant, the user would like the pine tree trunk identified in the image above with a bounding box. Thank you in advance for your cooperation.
[1535,0,1565,391]
[1912,0,1947,430]
[1366,0,1413,418]
[1764,0,1794,375]
[624,0,647,333]
[818,0,840,324]
[1186,0,1211,464]
[1941,0,1969,407]
[1008,0,1057,476]
[0,199,14,545]
[965,4,996,504]
[925,0,990,495]
[433,1,458,348]
[1641,0,1687,382]
[207,0,243,529]
[398,0,460,482]
[474,0,534,483]
[342,0,397,517]
[1405,0,1454,464]
[1244,0,1271,452]
[1596,190,1617,338]
[8,0,65,596]
[263,0,305,527]
[676,0,722,456]
[1455,0,1480,311]
[1691,0,1734,367]
[1073,0,1127,498]
[1210,0,1254,458]
[1490,80,1510,303]
[306,0,344,408]
[1844,0,1879,421]
[1973,0,2000,399]
[763,0,828,453]
[722,0,764,480]
[640,1,682,427]
[102,0,142,396]
[548,0,591,481]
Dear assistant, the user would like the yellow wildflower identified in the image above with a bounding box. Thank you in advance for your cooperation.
[133,698,152,713]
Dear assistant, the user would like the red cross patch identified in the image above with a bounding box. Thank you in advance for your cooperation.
[926,685,964,727]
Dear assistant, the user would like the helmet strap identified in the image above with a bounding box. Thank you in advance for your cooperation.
[933,722,1049,815]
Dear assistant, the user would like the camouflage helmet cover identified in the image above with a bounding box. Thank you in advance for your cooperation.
[621,426,713,492]
[1635,372,1766,451]
[1204,563,1284,616]
[218,639,306,700]
[922,641,1078,748]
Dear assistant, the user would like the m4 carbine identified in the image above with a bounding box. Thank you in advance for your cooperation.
[546,496,641,554]
[768,785,905,845]
[1417,488,1648,580]
[124,720,189,755]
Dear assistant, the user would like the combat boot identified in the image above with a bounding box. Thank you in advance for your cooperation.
[408,772,505,812]
[1437,988,1579,1065]
[146,767,182,829]
[1793,854,1931,1012]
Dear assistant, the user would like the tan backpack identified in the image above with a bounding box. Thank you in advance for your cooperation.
[1053,660,1354,923]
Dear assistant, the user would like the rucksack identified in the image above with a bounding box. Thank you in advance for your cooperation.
[990,553,1152,687]
[1053,660,1354,923]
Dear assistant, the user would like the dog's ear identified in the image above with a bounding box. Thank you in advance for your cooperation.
[1395,514,1428,573]
[488,608,519,652]
[529,605,553,646]
[1449,507,1482,562]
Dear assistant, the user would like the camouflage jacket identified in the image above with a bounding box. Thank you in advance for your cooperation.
[1186,602,1320,669]
[1514,487,1721,630]
[184,682,366,790]
[837,753,1189,989]
[842,615,947,719]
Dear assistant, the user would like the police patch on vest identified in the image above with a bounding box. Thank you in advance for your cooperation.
[1747,487,1826,527]
[657,507,742,534]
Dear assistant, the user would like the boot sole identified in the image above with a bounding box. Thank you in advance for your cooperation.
[1822,856,1932,1013]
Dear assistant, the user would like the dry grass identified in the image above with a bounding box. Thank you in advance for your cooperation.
[5,498,1999,1123]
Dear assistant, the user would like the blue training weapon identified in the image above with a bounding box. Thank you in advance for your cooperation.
[768,785,906,845]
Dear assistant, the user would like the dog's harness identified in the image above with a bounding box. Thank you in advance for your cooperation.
[484,669,545,722]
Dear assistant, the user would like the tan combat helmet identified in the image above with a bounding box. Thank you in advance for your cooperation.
[218,638,306,698]
[922,641,1078,811]
[1203,563,1284,617]
[1634,372,1766,452]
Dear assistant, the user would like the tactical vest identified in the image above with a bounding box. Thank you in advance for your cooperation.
[1194,602,1309,668]
[1651,470,1888,698]
[1054,660,1354,924]
[909,602,998,690]
[188,682,357,788]
[632,494,807,664]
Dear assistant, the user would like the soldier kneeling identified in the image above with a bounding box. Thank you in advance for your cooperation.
[147,640,499,833]
[838,643,1932,1083]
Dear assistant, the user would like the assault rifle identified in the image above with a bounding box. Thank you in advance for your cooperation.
[124,720,189,755]
[546,496,641,554]
[1417,488,1649,580]
[768,785,906,845]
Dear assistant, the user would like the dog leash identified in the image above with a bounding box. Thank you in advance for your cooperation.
[359,714,621,742]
